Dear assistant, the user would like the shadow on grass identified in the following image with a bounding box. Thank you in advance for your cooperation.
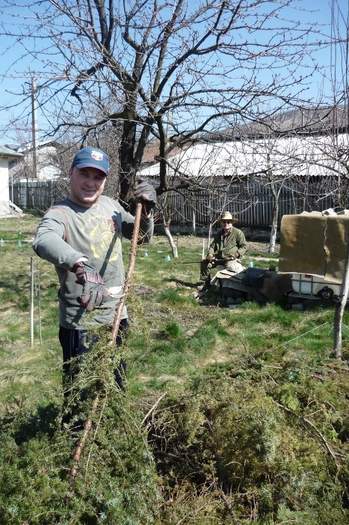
[1,402,61,443]
[162,277,200,288]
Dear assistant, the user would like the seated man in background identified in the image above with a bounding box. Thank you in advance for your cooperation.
[198,211,247,291]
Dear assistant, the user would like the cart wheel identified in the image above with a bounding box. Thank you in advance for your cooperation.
[319,287,334,300]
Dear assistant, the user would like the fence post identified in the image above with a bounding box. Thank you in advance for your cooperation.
[30,257,34,347]
[30,257,42,347]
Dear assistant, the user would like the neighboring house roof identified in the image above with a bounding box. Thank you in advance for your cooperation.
[212,106,349,140]
[17,140,60,153]
[0,146,23,159]
[141,140,191,165]
[139,134,349,180]
[9,143,62,182]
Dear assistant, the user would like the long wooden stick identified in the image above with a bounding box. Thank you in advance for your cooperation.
[65,395,100,504]
[65,202,143,503]
[111,202,142,343]
[177,257,235,265]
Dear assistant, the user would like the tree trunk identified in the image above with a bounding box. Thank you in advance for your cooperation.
[269,220,278,254]
[119,118,138,207]
[333,234,349,359]
[268,179,279,254]
[164,224,178,258]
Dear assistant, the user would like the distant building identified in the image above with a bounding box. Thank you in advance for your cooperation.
[0,146,24,217]
[139,134,349,181]
[138,133,349,230]
[8,141,62,183]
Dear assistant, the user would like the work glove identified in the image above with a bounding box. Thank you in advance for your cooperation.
[134,179,157,215]
[72,261,108,312]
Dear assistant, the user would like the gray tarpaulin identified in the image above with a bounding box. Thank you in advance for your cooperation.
[278,212,349,284]
[215,268,293,302]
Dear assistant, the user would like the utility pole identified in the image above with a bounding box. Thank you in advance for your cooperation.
[29,77,38,209]
[31,77,38,180]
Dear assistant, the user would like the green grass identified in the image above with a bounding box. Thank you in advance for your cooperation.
[1,216,349,524]
[0,216,62,412]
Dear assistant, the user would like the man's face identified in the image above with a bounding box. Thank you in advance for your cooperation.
[221,220,233,233]
[68,166,107,207]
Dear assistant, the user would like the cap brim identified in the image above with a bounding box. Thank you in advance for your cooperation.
[74,163,108,176]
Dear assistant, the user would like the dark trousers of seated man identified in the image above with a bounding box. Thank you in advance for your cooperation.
[200,259,218,284]
[60,318,128,428]
[200,258,243,285]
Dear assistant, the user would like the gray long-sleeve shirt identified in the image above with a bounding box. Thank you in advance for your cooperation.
[32,196,152,329]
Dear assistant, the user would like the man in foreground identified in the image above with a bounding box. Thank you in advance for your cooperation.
[199,211,247,291]
[32,147,156,418]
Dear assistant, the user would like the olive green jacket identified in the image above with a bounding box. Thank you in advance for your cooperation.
[208,227,247,260]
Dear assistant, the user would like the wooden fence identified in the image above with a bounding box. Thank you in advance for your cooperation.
[13,178,338,230]
[12,180,68,212]
[156,178,337,232]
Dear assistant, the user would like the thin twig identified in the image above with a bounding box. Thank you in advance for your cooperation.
[84,394,109,484]
[274,400,340,469]
[215,483,242,525]
[326,363,349,372]
[141,392,167,425]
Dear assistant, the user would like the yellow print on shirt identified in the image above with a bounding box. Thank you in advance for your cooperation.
[82,215,122,262]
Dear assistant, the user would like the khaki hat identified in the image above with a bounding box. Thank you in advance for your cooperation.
[220,211,237,223]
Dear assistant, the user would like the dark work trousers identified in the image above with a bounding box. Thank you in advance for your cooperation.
[200,259,218,282]
[59,319,128,426]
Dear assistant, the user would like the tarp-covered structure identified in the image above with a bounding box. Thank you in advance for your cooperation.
[279,212,349,284]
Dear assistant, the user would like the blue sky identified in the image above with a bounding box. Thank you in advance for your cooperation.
[0,0,345,146]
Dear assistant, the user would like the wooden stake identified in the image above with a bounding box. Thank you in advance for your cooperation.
[30,257,34,347]
[333,233,349,359]
[111,202,142,344]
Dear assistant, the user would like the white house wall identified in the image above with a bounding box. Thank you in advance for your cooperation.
[0,157,10,215]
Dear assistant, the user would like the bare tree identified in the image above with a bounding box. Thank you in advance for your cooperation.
[238,133,317,253]
[0,0,325,208]
[292,0,349,211]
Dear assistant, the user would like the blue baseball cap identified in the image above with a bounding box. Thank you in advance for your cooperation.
[71,147,109,176]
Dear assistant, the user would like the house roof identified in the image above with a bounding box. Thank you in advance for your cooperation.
[139,134,349,180]
[9,143,62,182]
[0,146,23,159]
